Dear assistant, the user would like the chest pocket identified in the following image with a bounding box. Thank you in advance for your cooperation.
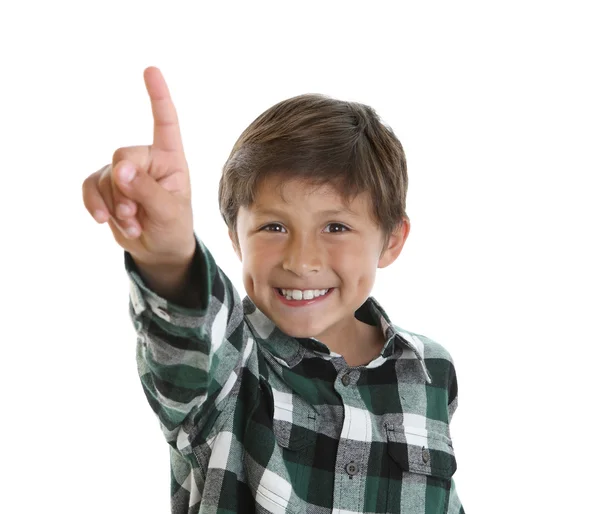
[386,423,456,513]
[272,392,318,450]
[250,382,318,513]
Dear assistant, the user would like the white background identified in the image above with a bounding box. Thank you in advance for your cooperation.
[1,1,598,512]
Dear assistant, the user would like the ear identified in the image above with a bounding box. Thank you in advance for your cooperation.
[229,229,242,261]
[378,218,410,269]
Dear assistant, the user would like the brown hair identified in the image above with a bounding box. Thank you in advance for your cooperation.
[218,93,408,252]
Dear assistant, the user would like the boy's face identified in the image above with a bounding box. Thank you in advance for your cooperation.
[229,175,410,350]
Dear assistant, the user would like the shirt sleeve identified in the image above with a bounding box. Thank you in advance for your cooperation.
[447,357,458,423]
[447,477,466,513]
[447,358,464,512]
[125,232,248,456]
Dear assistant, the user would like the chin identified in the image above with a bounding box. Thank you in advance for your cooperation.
[274,320,322,339]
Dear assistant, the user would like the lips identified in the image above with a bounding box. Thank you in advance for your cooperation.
[276,287,331,291]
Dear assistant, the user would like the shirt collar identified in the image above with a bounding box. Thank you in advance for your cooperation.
[242,296,432,382]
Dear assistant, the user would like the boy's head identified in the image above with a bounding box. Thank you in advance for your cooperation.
[218,94,410,350]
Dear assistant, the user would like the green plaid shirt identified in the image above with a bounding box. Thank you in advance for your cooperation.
[125,234,465,514]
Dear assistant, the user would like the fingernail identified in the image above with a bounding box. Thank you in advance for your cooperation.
[117,203,132,217]
[119,164,136,183]
[126,226,139,238]
[93,210,107,223]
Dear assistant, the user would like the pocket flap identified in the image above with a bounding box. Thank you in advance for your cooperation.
[271,392,317,450]
[386,424,456,479]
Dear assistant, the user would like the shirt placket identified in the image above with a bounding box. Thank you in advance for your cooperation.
[332,365,369,512]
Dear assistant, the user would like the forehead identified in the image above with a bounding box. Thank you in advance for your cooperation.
[251,175,367,212]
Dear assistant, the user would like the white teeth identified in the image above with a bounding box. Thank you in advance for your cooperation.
[280,288,330,300]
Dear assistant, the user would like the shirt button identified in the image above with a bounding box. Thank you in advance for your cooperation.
[422,448,430,463]
[345,461,359,475]
[154,306,170,321]
[341,374,351,386]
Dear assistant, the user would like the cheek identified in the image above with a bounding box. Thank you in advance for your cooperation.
[241,244,276,279]
[329,243,378,270]
[329,244,378,291]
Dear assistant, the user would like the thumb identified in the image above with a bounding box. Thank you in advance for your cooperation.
[114,161,174,221]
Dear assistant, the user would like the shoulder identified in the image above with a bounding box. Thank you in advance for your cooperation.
[391,324,460,420]
[393,324,455,363]
[392,324,458,390]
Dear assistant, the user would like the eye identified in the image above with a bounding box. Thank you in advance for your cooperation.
[324,223,350,233]
[261,223,286,233]
[260,223,349,234]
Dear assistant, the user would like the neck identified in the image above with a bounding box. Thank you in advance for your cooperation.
[325,319,384,367]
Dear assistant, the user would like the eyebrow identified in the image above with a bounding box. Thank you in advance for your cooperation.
[252,207,358,218]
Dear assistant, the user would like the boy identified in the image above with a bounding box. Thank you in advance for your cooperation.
[83,67,464,513]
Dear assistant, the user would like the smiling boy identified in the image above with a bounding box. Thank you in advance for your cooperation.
[83,67,464,513]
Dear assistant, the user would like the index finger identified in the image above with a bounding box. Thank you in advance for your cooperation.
[144,66,184,153]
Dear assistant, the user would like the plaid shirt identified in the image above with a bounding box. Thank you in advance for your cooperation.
[125,234,465,514]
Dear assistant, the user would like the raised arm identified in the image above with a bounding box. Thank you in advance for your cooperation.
[82,67,250,453]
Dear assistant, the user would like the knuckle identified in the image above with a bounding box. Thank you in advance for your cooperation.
[82,170,100,193]
[82,178,100,204]
[112,145,147,168]
[111,148,128,165]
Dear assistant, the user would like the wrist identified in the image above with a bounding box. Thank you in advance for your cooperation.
[132,241,200,307]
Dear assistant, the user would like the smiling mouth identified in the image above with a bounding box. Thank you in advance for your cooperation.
[274,287,334,302]
[275,287,333,298]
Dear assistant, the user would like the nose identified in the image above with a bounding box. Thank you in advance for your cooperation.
[282,233,323,276]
